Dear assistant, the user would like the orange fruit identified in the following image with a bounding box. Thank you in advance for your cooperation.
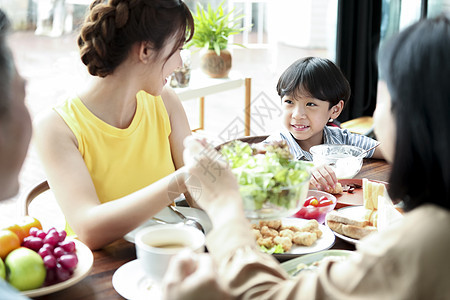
[17,216,43,238]
[0,229,20,260]
[3,216,43,244]
[4,224,26,244]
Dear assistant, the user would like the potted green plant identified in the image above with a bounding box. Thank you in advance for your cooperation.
[187,1,246,78]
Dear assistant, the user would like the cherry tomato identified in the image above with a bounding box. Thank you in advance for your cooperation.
[293,208,307,218]
[304,209,320,220]
[310,199,319,207]
[318,199,334,207]
[303,196,317,207]
[319,196,328,202]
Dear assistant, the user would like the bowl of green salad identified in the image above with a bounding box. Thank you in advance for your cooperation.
[220,140,312,220]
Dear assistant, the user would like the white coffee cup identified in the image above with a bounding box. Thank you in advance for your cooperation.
[135,224,205,283]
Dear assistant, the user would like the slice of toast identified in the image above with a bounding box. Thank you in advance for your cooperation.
[327,220,377,240]
[326,210,368,227]
[363,179,386,210]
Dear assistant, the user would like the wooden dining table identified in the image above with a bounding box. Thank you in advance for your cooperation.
[33,158,390,300]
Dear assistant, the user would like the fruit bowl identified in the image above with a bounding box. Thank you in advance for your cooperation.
[293,190,337,224]
[310,144,364,179]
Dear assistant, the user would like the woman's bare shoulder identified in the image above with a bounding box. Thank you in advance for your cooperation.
[160,86,183,116]
[34,108,64,132]
[33,108,76,144]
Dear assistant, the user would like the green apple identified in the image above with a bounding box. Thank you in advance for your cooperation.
[5,247,46,291]
[0,258,5,279]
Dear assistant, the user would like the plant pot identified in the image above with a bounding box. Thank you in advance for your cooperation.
[170,49,191,88]
[200,49,232,78]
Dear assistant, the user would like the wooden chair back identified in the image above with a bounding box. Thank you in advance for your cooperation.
[20,180,50,216]
[215,135,269,151]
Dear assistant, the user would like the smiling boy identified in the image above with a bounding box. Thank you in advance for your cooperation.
[267,57,383,190]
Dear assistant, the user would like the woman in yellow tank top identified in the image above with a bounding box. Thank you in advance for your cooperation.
[33,0,196,250]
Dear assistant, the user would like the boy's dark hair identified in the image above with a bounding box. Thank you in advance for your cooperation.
[0,9,13,117]
[276,57,351,108]
[78,0,194,77]
[379,14,450,211]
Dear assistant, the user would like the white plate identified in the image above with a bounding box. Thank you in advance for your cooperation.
[112,259,162,300]
[254,218,335,259]
[21,239,94,297]
[326,206,370,245]
[124,207,212,243]
[281,249,356,277]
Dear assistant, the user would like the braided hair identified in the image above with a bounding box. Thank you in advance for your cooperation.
[78,0,194,77]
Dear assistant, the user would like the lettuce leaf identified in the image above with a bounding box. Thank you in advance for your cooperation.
[220,141,313,210]
[260,244,285,254]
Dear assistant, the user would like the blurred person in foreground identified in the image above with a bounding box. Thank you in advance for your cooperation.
[162,15,450,299]
[0,9,33,299]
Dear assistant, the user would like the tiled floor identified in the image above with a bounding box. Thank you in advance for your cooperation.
[0,30,326,227]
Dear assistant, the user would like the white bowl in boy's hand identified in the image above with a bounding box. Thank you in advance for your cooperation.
[310,144,364,179]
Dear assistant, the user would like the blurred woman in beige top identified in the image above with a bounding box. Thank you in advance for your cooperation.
[161,15,450,300]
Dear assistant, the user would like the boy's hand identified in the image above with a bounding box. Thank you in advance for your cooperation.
[310,165,338,191]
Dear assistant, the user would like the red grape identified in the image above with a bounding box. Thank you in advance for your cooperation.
[58,230,67,242]
[23,236,44,251]
[29,227,39,237]
[59,240,76,253]
[43,254,57,269]
[22,236,32,247]
[44,268,57,286]
[41,243,54,253]
[47,227,57,235]
[53,246,66,258]
[58,253,78,271]
[55,263,71,282]
[36,229,47,239]
[43,232,59,246]
[38,247,52,259]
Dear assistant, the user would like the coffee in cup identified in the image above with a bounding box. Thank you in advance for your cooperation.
[135,224,205,283]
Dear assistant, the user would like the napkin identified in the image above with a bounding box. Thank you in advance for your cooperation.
[183,136,205,167]
[377,194,404,232]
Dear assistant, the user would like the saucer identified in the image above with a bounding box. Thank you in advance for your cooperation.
[112,259,162,299]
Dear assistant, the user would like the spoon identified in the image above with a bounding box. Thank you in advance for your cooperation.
[357,143,380,158]
[168,205,205,234]
[151,217,176,225]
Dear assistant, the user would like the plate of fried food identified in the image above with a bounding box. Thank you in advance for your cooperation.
[251,218,335,260]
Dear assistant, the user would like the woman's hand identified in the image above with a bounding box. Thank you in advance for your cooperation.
[310,164,338,192]
[182,137,245,226]
[162,250,230,300]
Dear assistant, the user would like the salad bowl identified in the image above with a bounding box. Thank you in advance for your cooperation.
[221,141,312,219]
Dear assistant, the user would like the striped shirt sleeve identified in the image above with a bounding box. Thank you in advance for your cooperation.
[325,127,378,158]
